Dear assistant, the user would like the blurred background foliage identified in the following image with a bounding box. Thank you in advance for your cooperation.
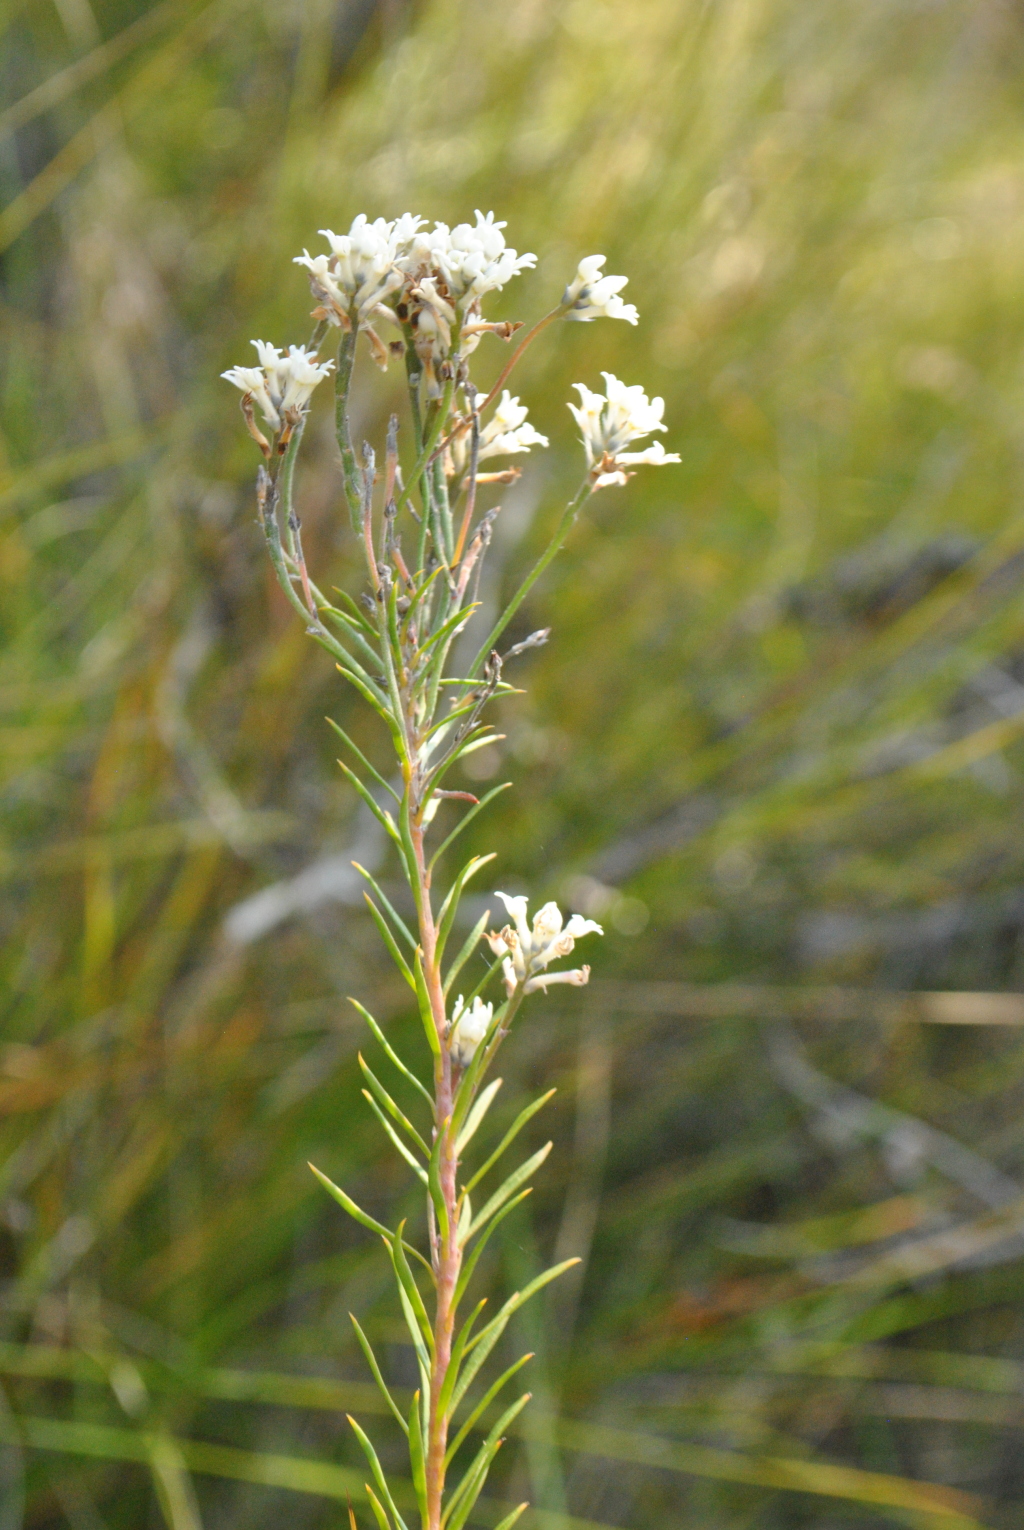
[7,0,1024,1526]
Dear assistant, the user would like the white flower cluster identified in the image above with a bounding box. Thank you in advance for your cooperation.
[563,255,638,325]
[569,372,682,488]
[293,210,536,333]
[221,341,334,431]
[294,213,423,326]
[447,391,549,477]
[449,994,494,1067]
[403,211,537,302]
[487,893,603,996]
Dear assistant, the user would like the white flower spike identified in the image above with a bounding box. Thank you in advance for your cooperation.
[450,994,494,1067]
[222,341,334,432]
[563,255,639,325]
[569,371,681,488]
[488,893,603,996]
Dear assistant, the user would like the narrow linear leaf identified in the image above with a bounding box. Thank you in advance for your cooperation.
[465,1260,581,1365]
[453,1190,531,1310]
[349,1315,408,1437]
[325,718,399,801]
[430,783,511,874]
[417,601,481,662]
[359,1055,430,1157]
[428,1132,451,1244]
[336,759,403,853]
[335,661,393,721]
[363,1484,393,1530]
[363,895,416,990]
[443,909,492,999]
[437,1299,488,1422]
[490,1506,529,1530]
[390,1223,434,1355]
[464,1093,555,1195]
[456,1078,503,1156]
[467,1143,553,1240]
[310,1163,432,1276]
[408,1391,428,1523]
[443,1394,531,1530]
[352,862,416,947]
[414,948,442,1057]
[397,792,421,905]
[436,854,497,962]
[446,1353,534,1465]
[329,586,378,635]
[346,1416,408,1530]
[362,1091,428,1184]
[309,1165,392,1240]
[350,998,433,1105]
[458,1191,472,1244]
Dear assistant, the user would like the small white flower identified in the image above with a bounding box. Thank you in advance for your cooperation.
[448,392,549,476]
[563,255,638,325]
[400,212,536,304]
[490,892,602,995]
[479,392,549,461]
[568,372,681,487]
[222,341,334,431]
[524,965,591,994]
[450,994,494,1066]
[295,213,415,324]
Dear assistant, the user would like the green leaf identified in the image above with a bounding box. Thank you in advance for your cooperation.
[390,1222,434,1356]
[328,585,378,635]
[442,1393,531,1530]
[413,948,442,1057]
[308,1165,392,1241]
[417,601,481,663]
[464,1091,555,1195]
[325,718,399,801]
[346,1415,409,1530]
[362,895,416,991]
[310,1163,432,1276]
[397,792,421,905]
[490,1505,529,1530]
[442,909,492,999]
[363,1484,394,1530]
[437,1298,488,1422]
[455,1078,503,1155]
[466,1142,552,1239]
[407,1390,428,1524]
[349,1314,408,1437]
[453,1189,531,1310]
[335,759,404,856]
[361,1090,428,1184]
[464,1260,581,1366]
[427,1132,451,1245]
[350,998,433,1105]
[352,862,416,947]
[430,783,511,874]
[359,1054,430,1157]
[445,1353,534,1465]
[436,854,496,962]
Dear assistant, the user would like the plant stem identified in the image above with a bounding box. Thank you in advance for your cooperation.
[406,779,462,1530]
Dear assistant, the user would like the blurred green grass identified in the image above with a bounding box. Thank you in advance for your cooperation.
[7,0,1024,1526]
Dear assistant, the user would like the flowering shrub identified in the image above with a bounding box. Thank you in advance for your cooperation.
[224,210,677,1530]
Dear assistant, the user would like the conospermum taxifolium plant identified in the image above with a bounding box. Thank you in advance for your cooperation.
[223,211,679,1530]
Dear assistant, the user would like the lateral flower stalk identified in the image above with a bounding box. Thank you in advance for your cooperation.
[224,207,677,1530]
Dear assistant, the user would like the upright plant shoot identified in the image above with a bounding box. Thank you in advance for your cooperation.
[223,211,678,1530]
